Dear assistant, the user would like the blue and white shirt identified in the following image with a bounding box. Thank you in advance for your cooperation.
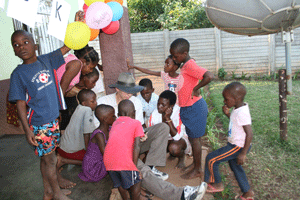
[137,93,159,121]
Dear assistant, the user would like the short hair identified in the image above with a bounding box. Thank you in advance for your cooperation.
[118,99,135,116]
[74,45,100,64]
[159,90,177,106]
[11,30,34,44]
[167,55,181,68]
[94,104,114,122]
[170,38,190,54]
[223,82,247,100]
[77,89,96,104]
[80,67,99,80]
[139,78,153,89]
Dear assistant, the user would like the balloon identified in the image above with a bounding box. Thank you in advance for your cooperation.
[102,20,119,35]
[90,28,100,41]
[86,2,113,29]
[84,0,104,7]
[64,22,91,50]
[107,2,123,21]
[105,0,123,5]
[83,3,88,13]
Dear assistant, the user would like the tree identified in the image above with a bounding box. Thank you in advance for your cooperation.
[128,0,214,33]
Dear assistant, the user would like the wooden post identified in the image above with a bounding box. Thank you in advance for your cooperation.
[163,29,170,59]
[214,27,222,74]
[279,69,287,141]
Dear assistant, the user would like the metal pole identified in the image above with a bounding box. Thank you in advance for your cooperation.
[282,31,293,94]
[279,69,287,141]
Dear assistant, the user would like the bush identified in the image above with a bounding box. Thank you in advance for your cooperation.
[218,68,227,80]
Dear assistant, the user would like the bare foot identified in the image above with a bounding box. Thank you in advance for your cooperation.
[180,168,202,180]
[53,192,72,200]
[241,189,255,199]
[57,173,76,189]
[43,189,71,200]
[207,182,224,193]
[61,189,72,196]
[181,163,193,172]
[175,156,186,169]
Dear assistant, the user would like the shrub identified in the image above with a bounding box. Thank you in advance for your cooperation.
[218,68,227,80]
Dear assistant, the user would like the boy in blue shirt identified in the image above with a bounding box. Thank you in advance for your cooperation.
[8,11,84,200]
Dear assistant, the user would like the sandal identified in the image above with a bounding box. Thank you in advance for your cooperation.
[235,194,254,200]
[206,184,224,193]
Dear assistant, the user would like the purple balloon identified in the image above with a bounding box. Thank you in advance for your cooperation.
[86,2,113,29]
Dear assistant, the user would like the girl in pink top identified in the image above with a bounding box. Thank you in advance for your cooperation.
[170,38,214,180]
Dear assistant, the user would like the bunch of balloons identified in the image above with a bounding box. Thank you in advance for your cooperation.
[65,0,124,50]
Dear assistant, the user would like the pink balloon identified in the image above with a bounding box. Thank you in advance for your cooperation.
[102,20,120,34]
[86,2,113,29]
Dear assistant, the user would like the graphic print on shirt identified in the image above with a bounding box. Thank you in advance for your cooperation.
[228,120,232,137]
[31,69,53,91]
[168,81,177,92]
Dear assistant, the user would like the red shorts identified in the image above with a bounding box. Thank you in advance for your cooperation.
[57,148,86,161]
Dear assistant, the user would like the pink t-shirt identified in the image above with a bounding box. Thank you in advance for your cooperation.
[161,71,183,97]
[57,54,82,92]
[178,59,207,107]
[228,103,251,147]
[104,116,145,171]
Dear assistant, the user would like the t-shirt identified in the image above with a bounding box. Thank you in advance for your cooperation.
[94,93,144,127]
[56,54,82,92]
[92,68,105,99]
[137,93,159,121]
[178,59,207,107]
[9,49,66,126]
[228,103,251,148]
[60,104,96,153]
[148,104,185,141]
[104,116,145,171]
[161,71,183,98]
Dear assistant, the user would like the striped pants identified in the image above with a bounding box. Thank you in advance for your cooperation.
[204,142,251,193]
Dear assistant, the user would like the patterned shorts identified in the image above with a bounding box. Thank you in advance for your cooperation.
[30,119,60,157]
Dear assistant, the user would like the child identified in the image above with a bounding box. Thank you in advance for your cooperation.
[104,99,145,200]
[8,12,84,199]
[127,56,183,99]
[204,82,254,199]
[170,38,214,180]
[56,89,97,188]
[148,90,192,169]
[137,78,159,126]
[79,104,116,182]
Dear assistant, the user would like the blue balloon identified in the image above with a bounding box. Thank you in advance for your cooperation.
[107,2,123,21]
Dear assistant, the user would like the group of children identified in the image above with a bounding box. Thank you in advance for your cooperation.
[8,14,254,199]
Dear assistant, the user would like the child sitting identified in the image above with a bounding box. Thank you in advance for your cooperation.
[56,89,97,187]
[127,55,182,101]
[79,104,116,182]
[204,82,254,200]
[148,90,192,169]
[104,99,145,200]
[137,78,159,126]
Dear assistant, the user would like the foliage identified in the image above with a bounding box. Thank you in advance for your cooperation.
[217,67,227,80]
[241,71,247,80]
[128,0,213,33]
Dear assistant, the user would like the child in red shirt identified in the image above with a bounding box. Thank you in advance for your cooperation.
[170,38,214,180]
[104,100,145,200]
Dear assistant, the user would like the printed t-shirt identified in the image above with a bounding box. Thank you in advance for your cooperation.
[161,71,183,97]
[178,59,207,107]
[9,49,66,126]
[137,93,159,120]
[60,104,96,153]
[228,103,251,147]
[104,116,145,171]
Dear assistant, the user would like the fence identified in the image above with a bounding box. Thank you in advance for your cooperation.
[90,27,300,78]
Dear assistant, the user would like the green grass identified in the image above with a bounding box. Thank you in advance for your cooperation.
[208,80,300,199]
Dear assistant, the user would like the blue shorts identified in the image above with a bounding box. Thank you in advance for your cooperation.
[108,170,141,189]
[180,98,208,138]
[30,119,60,157]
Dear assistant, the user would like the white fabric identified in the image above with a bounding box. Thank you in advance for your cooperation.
[137,93,159,121]
[228,103,251,147]
[95,93,144,127]
[91,69,105,99]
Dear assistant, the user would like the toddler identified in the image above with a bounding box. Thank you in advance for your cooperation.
[104,100,144,200]
[170,38,214,180]
[204,82,254,200]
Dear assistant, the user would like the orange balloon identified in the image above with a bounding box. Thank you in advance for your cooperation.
[105,0,123,5]
[90,28,100,41]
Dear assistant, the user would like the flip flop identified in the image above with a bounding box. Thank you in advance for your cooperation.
[235,194,254,200]
[206,184,224,193]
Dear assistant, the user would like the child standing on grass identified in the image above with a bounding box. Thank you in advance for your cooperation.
[170,38,214,180]
[8,11,84,199]
[104,100,145,200]
[204,82,254,200]
[79,104,116,182]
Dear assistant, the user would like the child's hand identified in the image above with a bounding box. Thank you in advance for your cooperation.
[191,88,200,99]
[165,107,172,119]
[140,132,148,142]
[138,170,143,179]
[237,153,246,165]
[25,129,38,147]
[75,11,85,22]
[222,105,230,116]
[127,58,134,69]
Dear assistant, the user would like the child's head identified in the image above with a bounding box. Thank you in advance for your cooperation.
[74,45,100,75]
[170,38,190,65]
[157,90,177,114]
[77,89,97,111]
[164,55,180,73]
[95,104,116,126]
[11,30,38,64]
[139,78,154,103]
[222,82,247,108]
[118,99,135,119]
[80,68,99,89]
